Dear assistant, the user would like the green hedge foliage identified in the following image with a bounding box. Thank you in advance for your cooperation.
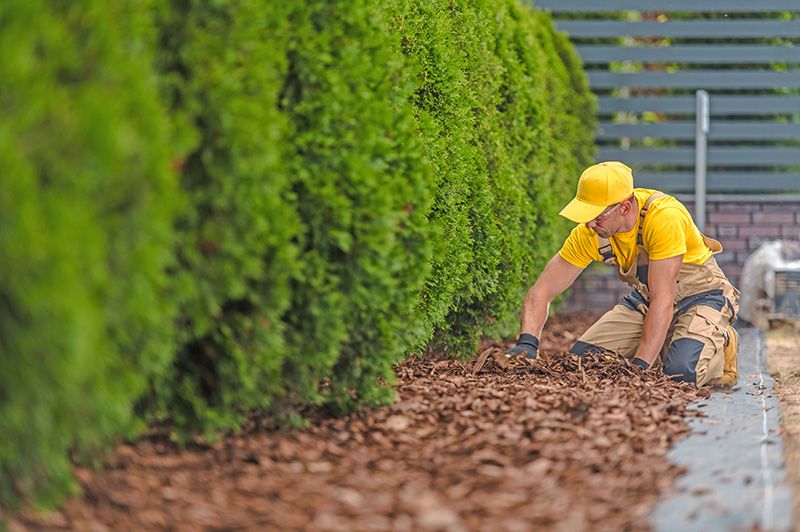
[274,1,433,415]
[0,0,177,506]
[389,0,596,352]
[149,0,432,433]
[146,0,301,436]
[153,0,594,433]
[0,0,594,509]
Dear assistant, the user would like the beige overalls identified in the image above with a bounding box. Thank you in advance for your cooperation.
[569,193,741,386]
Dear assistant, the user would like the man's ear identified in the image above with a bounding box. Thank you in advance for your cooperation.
[622,196,635,214]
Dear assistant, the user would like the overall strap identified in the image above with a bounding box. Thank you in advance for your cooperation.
[597,236,616,265]
[595,192,668,264]
[636,192,667,246]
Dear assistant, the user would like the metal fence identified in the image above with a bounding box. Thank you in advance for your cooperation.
[534,0,800,202]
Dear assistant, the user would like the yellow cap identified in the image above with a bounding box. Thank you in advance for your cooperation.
[558,161,634,223]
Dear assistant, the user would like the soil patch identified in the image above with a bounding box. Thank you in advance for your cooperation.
[767,324,800,531]
[6,312,707,531]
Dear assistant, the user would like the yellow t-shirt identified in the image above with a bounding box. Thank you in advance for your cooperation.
[558,188,714,270]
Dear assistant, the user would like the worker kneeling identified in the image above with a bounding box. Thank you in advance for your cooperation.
[508,162,740,386]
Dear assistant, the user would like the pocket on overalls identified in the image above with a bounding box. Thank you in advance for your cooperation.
[687,306,725,350]
[675,267,712,302]
[685,305,728,385]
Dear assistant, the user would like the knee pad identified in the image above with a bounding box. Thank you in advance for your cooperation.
[663,338,703,383]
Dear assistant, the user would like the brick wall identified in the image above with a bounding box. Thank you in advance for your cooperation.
[560,196,800,312]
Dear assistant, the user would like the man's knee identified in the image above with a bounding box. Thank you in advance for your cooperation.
[663,338,704,383]
[569,341,607,357]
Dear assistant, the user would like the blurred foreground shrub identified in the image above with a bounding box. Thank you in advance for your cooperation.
[0,0,178,507]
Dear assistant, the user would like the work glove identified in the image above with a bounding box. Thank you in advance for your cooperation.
[631,357,650,369]
[505,333,539,360]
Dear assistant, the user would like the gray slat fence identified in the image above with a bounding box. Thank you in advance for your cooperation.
[533,0,800,196]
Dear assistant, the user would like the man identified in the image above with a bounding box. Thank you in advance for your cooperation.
[506,161,740,386]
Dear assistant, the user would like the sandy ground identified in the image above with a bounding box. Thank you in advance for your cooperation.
[766,322,800,530]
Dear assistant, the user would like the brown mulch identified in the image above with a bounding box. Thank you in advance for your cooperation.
[7,312,709,531]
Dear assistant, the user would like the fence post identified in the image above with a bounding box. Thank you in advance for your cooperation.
[695,90,710,231]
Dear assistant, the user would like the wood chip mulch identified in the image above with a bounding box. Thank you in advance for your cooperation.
[6,312,710,531]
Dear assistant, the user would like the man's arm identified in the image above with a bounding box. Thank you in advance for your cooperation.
[634,254,683,366]
[519,254,584,337]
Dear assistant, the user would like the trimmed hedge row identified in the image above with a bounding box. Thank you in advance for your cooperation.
[149,0,434,434]
[146,0,301,436]
[403,0,594,353]
[391,0,595,351]
[0,0,594,508]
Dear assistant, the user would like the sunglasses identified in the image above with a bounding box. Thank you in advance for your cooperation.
[590,202,622,224]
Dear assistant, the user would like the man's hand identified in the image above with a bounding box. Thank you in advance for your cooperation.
[505,333,539,360]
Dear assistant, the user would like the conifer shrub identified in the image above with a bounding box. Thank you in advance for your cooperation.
[388,0,596,353]
[276,0,434,415]
[0,0,177,507]
[151,0,432,428]
[146,0,301,436]
[146,0,594,431]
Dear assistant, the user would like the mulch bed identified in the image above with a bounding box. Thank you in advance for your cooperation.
[7,312,709,531]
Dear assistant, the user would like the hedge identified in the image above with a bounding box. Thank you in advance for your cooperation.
[148,0,433,433]
[390,0,596,351]
[145,0,301,436]
[154,0,593,432]
[273,1,434,416]
[0,0,594,509]
[0,0,177,506]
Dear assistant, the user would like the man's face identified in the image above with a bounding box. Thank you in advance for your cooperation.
[586,202,623,237]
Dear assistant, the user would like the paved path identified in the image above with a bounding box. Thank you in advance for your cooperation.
[651,326,793,531]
